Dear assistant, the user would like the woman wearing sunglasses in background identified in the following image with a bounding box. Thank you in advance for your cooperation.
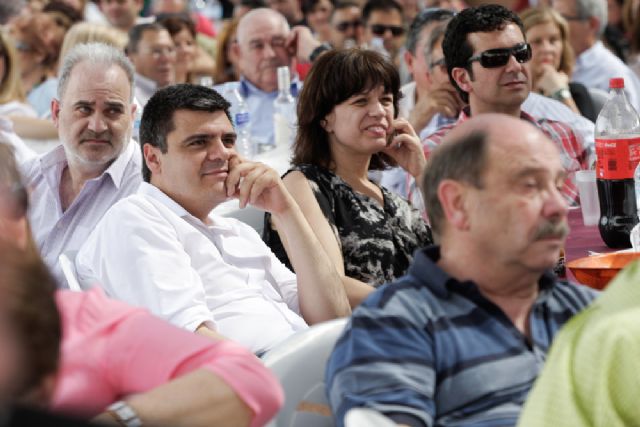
[263,49,432,308]
[520,7,599,121]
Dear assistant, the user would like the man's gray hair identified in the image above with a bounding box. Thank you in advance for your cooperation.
[57,42,135,102]
[422,19,450,66]
[575,0,607,35]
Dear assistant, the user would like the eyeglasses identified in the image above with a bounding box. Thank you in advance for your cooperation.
[336,19,363,32]
[370,24,405,37]
[467,43,532,68]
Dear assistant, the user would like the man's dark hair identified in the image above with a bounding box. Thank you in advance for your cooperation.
[239,0,268,10]
[330,0,359,19]
[126,22,168,54]
[302,0,336,15]
[140,84,232,182]
[422,131,488,239]
[405,8,455,54]
[362,0,403,24]
[443,4,524,103]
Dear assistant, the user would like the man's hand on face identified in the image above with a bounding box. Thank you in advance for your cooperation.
[224,156,293,215]
[410,82,463,132]
[286,25,321,62]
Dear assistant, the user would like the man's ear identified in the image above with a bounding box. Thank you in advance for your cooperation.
[404,50,415,74]
[438,179,471,231]
[51,99,61,128]
[588,16,601,34]
[451,67,472,96]
[143,143,162,178]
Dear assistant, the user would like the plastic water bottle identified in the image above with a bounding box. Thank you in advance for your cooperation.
[595,77,640,248]
[223,84,255,159]
[273,66,297,148]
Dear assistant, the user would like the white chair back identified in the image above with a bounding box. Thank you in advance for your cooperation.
[263,318,348,427]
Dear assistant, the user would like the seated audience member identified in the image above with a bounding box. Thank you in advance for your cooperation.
[218,8,321,148]
[265,0,305,27]
[325,113,598,427]
[302,0,335,43]
[76,84,350,354]
[158,14,198,84]
[22,43,142,286]
[213,18,242,85]
[126,23,177,107]
[552,0,640,110]
[328,1,364,49]
[263,49,432,307]
[521,7,599,121]
[152,0,217,37]
[97,0,147,33]
[0,30,37,118]
[518,260,639,426]
[398,8,459,138]
[0,143,283,427]
[422,5,592,207]
[362,0,405,66]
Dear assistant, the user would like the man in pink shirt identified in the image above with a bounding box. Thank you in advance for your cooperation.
[0,142,283,426]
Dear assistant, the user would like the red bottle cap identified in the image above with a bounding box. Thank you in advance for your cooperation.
[610,77,625,88]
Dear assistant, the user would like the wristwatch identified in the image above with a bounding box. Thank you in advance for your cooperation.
[551,87,571,101]
[309,43,332,62]
[107,401,143,427]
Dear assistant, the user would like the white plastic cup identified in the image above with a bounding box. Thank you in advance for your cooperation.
[576,170,600,226]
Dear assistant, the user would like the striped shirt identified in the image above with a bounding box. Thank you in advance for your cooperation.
[415,109,591,207]
[325,246,597,427]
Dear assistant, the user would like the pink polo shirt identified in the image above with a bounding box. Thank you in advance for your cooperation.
[51,288,283,427]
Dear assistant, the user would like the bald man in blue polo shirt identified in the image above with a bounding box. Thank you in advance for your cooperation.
[326,114,597,427]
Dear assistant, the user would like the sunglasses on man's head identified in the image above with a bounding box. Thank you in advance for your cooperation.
[370,24,405,37]
[467,43,532,68]
[336,19,362,32]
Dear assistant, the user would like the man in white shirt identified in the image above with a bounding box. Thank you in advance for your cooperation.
[553,0,640,110]
[22,43,141,286]
[126,23,177,107]
[76,84,351,354]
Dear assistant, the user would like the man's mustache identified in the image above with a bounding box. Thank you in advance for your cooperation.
[533,220,569,241]
[80,130,112,143]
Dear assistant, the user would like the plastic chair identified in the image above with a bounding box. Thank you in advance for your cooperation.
[263,318,348,427]
[58,250,83,291]
[588,87,610,116]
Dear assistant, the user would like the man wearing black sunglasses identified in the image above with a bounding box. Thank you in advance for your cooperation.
[328,1,364,48]
[421,4,592,207]
[362,0,404,64]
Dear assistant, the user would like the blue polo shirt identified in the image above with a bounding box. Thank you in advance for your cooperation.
[326,245,597,427]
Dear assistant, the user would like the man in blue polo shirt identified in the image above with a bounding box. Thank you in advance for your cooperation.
[325,113,598,427]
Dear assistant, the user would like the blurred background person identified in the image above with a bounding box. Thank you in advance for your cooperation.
[328,1,364,48]
[302,0,335,43]
[152,0,217,37]
[0,31,36,118]
[158,13,198,83]
[263,49,432,307]
[265,0,305,26]
[521,7,599,121]
[362,0,405,67]
[213,18,242,84]
[97,0,147,33]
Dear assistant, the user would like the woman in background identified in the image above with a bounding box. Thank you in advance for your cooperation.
[520,7,598,121]
[0,30,36,117]
[264,49,431,307]
[158,14,198,84]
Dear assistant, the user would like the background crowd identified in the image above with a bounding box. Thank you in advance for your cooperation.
[0,0,639,425]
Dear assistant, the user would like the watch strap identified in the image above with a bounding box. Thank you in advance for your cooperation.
[107,401,142,427]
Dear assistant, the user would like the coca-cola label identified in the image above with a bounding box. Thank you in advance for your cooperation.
[595,137,640,179]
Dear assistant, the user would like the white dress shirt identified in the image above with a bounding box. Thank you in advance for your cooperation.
[572,41,640,111]
[133,73,158,108]
[75,182,308,354]
[23,140,142,286]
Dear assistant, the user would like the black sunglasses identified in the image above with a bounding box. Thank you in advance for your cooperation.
[370,24,405,37]
[336,19,362,32]
[467,43,532,68]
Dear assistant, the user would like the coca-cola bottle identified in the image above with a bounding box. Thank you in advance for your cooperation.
[595,77,640,248]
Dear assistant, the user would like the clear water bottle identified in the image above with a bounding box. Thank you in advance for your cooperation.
[273,66,297,148]
[223,84,255,159]
[595,77,640,248]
